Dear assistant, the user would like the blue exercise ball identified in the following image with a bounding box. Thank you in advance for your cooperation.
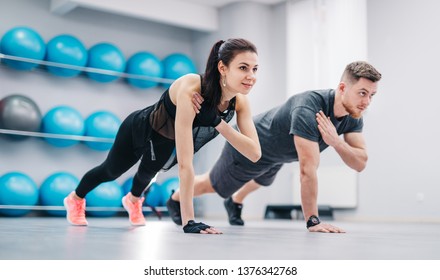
[145,182,161,207]
[86,42,126,83]
[122,176,133,195]
[161,53,196,87]
[39,172,79,217]
[0,94,42,140]
[45,34,88,78]
[0,172,39,217]
[86,181,123,217]
[160,177,179,206]
[41,105,85,148]
[0,26,46,70]
[126,52,163,89]
[84,111,120,151]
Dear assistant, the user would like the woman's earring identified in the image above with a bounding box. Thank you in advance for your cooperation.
[222,76,226,87]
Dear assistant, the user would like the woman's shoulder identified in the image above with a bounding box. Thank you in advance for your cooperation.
[169,73,202,103]
[170,73,201,92]
[173,73,201,89]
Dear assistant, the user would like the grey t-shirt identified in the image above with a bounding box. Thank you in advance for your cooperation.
[230,89,363,166]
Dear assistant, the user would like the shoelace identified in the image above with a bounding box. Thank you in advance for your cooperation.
[73,199,86,217]
[131,198,144,219]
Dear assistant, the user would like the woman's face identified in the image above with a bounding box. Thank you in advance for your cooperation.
[220,51,258,95]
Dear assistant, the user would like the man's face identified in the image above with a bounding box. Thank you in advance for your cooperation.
[341,77,378,119]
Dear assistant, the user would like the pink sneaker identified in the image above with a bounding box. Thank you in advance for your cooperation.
[63,191,88,226]
[122,193,146,226]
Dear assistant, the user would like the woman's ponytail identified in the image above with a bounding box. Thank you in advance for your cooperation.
[202,40,224,109]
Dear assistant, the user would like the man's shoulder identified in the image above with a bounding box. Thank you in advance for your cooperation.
[308,88,335,102]
[288,88,334,102]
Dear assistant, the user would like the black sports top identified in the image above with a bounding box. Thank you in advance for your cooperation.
[132,75,237,170]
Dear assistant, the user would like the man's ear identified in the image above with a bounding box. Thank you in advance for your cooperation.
[338,82,346,95]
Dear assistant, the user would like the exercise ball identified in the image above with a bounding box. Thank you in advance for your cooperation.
[41,105,85,148]
[86,181,122,217]
[45,34,88,78]
[39,172,79,217]
[126,52,163,89]
[160,177,179,206]
[145,182,161,207]
[161,53,196,87]
[0,94,42,140]
[0,172,39,217]
[86,42,126,83]
[0,26,46,70]
[83,111,120,151]
[122,176,133,195]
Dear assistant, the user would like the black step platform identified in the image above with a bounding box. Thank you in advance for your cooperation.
[264,204,334,220]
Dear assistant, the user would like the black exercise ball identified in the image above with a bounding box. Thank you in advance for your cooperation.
[0,94,42,140]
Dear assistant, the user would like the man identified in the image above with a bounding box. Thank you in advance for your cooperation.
[167,61,381,233]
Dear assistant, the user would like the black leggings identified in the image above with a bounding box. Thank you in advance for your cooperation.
[75,112,175,198]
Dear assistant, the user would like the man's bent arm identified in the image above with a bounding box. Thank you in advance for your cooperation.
[334,132,368,172]
[316,111,367,172]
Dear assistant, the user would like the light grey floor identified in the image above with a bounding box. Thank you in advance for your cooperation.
[1,216,439,260]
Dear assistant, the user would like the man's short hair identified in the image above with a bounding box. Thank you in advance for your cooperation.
[342,61,382,84]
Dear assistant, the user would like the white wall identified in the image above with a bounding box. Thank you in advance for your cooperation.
[285,0,368,213]
[287,0,367,94]
[286,0,440,222]
[284,0,440,222]
[350,0,440,222]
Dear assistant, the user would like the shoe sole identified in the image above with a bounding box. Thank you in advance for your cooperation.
[122,196,146,226]
[230,221,245,226]
[63,198,88,226]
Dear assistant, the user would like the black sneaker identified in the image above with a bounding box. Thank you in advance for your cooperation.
[224,197,244,226]
[166,196,182,225]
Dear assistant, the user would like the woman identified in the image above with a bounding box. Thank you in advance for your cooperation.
[64,38,261,234]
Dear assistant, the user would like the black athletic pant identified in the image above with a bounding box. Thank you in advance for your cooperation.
[75,111,175,198]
